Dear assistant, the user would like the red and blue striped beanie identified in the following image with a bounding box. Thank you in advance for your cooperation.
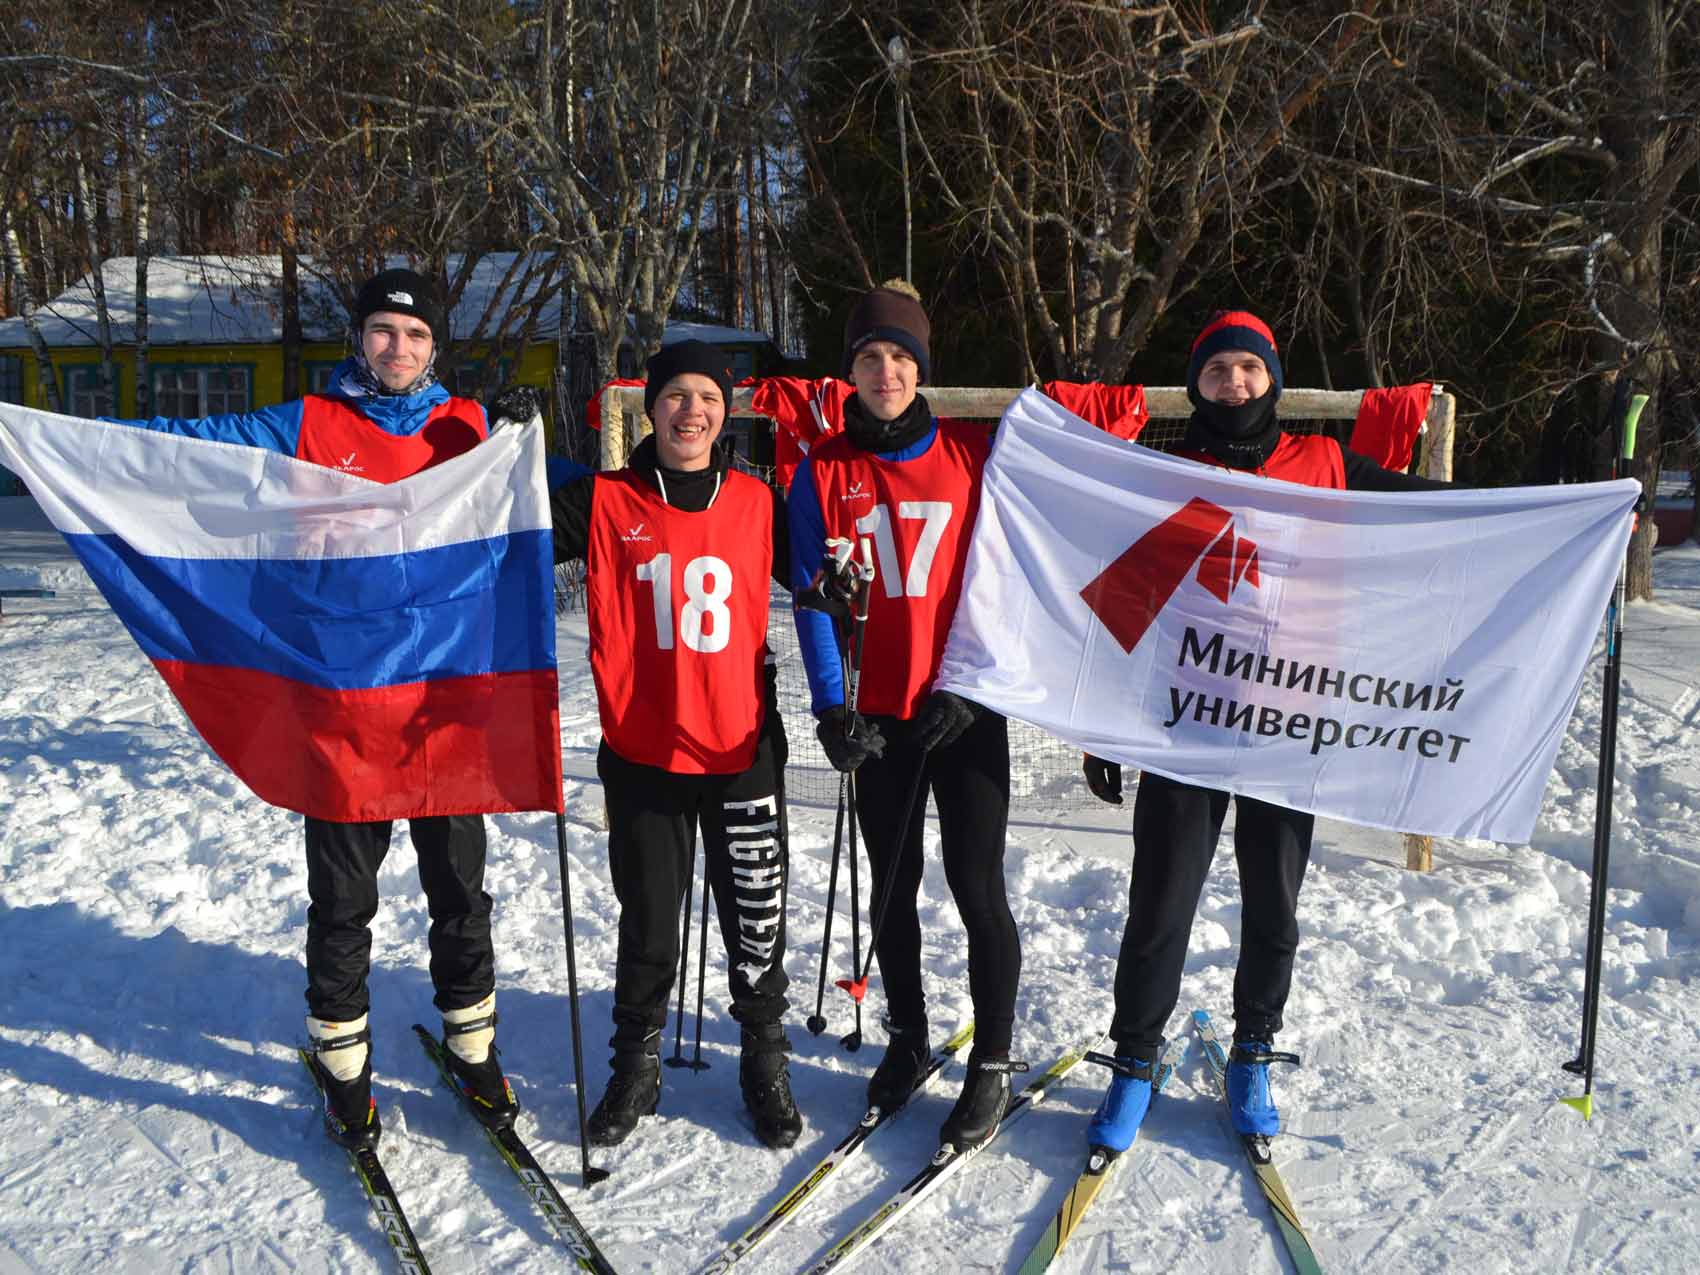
[1187,311,1283,400]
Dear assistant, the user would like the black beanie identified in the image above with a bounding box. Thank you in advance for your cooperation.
[644,339,735,417]
[352,269,447,345]
[841,285,931,384]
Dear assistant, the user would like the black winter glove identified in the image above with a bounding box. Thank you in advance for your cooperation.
[817,705,886,773]
[913,690,981,752]
[1083,754,1123,805]
[795,537,871,619]
[486,384,545,433]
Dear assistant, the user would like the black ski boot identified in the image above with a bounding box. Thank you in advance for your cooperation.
[740,1024,803,1149]
[308,1046,381,1151]
[441,999,520,1130]
[940,1051,1025,1151]
[444,1046,520,1131]
[586,1048,661,1147]
[867,1021,931,1112]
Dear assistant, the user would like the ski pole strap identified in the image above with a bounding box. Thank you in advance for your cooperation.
[443,1011,499,1039]
[1083,1050,1157,1080]
[1228,1043,1301,1068]
[310,1026,372,1054]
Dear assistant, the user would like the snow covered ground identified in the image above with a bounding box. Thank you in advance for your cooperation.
[1,492,1696,1274]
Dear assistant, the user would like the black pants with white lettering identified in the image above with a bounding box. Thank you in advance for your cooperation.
[597,711,791,1056]
[1109,770,1312,1058]
[852,709,1020,1056]
[303,814,494,1021]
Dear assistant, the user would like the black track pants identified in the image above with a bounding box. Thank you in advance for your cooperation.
[303,814,493,1021]
[852,709,1020,1055]
[597,714,791,1054]
[1109,770,1312,1057]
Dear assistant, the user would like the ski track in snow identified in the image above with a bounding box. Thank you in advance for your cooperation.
[2,494,1697,1273]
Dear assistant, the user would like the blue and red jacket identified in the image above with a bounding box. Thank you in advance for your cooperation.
[108,358,487,482]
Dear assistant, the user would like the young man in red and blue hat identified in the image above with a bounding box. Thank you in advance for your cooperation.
[1083,310,1449,1153]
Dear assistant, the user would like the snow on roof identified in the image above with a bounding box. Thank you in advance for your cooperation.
[657,320,774,348]
[0,256,778,354]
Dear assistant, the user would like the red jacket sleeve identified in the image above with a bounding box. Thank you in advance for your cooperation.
[583,378,647,431]
[1348,384,1432,471]
[1041,381,1150,441]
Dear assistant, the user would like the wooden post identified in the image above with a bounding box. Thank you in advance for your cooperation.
[598,383,623,471]
[1402,388,1455,872]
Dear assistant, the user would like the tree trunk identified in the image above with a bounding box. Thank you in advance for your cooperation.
[133,113,151,419]
[281,236,302,402]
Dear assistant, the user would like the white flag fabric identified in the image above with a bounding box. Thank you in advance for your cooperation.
[935,389,1639,842]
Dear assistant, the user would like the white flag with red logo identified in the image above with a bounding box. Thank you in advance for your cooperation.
[934,389,1639,842]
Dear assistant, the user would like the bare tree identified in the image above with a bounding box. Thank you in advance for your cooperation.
[1276,1,1700,597]
[863,2,1385,382]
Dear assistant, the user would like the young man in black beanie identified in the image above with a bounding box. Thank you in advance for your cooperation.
[1084,310,1451,1156]
[548,339,802,1149]
[789,281,1025,1153]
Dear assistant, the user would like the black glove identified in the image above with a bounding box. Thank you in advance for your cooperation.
[913,690,981,752]
[486,384,545,432]
[795,537,870,618]
[816,704,886,772]
[1083,754,1123,804]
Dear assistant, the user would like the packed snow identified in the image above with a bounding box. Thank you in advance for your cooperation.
[1,492,1696,1274]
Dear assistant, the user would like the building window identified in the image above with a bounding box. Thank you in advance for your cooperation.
[0,356,22,404]
[65,366,116,417]
[152,366,252,417]
[306,362,339,395]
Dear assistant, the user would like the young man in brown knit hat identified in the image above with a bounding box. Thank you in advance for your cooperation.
[788,281,1024,1152]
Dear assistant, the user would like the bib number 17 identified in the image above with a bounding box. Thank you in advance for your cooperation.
[635,553,733,652]
[854,501,953,598]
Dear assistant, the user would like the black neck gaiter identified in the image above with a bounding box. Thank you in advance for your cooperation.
[1182,388,1281,469]
[844,391,934,454]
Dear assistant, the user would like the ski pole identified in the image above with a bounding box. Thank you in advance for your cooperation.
[685,843,713,1071]
[802,605,856,1040]
[555,811,609,1186]
[807,771,850,1035]
[836,758,927,1037]
[836,543,875,1052]
[840,770,865,1051]
[666,837,700,1070]
[1562,381,1646,1117]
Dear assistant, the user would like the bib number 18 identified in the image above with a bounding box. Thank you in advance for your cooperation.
[635,553,734,652]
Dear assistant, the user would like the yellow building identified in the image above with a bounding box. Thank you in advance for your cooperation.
[0,255,784,496]
[0,255,566,419]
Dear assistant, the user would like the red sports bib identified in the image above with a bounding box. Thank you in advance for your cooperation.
[587,469,772,773]
[808,420,988,719]
[296,395,487,482]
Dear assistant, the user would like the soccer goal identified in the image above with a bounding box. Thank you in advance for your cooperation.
[597,382,1458,867]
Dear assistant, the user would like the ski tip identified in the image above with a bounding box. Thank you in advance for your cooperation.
[1190,1008,1211,1027]
[1559,1094,1595,1122]
[834,977,869,1003]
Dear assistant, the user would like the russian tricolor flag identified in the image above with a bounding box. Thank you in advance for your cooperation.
[0,404,563,822]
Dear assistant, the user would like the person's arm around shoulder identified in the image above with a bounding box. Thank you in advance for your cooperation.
[102,400,305,455]
[550,472,596,565]
[1342,446,1455,492]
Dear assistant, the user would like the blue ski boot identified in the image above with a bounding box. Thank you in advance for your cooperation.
[1086,1054,1158,1153]
[1227,1039,1300,1137]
